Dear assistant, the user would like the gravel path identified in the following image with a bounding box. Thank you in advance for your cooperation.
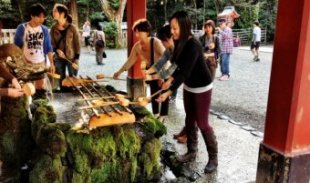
[211,48,272,132]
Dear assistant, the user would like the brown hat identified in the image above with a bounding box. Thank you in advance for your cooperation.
[204,20,215,29]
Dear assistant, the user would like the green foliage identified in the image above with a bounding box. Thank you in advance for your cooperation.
[104,21,118,48]
[0,0,11,17]
[90,12,106,22]
[108,0,119,10]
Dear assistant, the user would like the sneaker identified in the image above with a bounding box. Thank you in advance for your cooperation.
[253,56,258,61]
[219,75,230,81]
[255,57,260,61]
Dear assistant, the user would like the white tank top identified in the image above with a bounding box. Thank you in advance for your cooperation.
[23,23,45,63]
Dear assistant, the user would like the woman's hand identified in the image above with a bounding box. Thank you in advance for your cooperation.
[144,74,152,81]
[11,78,21,89]
[208,42,215,49]
[162,78,173,90]
[49,64,55,74]
[204,53,209,60]
[113,71,121,79]
[56,49,66,59]
[8,88,24,98]
[156,90,172,103]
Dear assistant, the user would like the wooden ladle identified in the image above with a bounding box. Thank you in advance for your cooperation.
[48,72,61,79]
[96,73,126,81]
[64,58,79,70]
[22,82,36,96]
[135,89,164,107]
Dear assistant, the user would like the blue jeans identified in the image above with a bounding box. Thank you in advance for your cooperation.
[220,53,231,76]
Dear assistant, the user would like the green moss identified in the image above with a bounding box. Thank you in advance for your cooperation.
[36,124,67,157]
[29,155,65,183]
[0,132,17,166]
[32,105,57,139]
[1,132,15,156]
[67,132,94,153]
[72,150,90,175]
[130,105,152,119]
[139,138,162,179]
[115,126,141,159]
[90,161,119,183]
[130,158,138,182]
[0,95,166,183]
[142,116,167,137]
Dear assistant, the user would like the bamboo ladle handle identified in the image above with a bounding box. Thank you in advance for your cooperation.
[79,101,119,110]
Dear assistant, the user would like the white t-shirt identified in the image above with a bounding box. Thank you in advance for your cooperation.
[82,25,91,37]
[23,23,45,63]
[253,26,261,42]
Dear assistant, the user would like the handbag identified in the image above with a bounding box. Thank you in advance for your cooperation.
[102,51,107,58]
[95,31,105,48]
[206,56,218,68]
[95,40,105,48]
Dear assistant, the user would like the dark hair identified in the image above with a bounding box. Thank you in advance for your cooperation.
[29,3,47,17]
[67,14,72,24]
[169,11,192,41]
[96,24,103,31]
[254,21,259,26]
[132,19,152,36]
[204,20,216,34]
[54,3,69,19]
[169,11,193,63]
[157,24,172,41]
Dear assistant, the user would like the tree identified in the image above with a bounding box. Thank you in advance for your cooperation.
[68,0,79,26]
[98,0,127,48]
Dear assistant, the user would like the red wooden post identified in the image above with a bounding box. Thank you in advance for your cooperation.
[125,0,147,99]
[256,0,310,182]
[126,0,146,55]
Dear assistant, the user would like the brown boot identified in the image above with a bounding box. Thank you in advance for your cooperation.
[202,129,218,173]
[176,151,196,163]
[177,124,198,163]
[173,127,186,139]
[177,135,187,144]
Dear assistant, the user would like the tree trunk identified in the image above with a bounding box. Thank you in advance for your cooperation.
[69,0,79,27]
[99,0,127,47]
[213,0,222,15]
[16,0,25,22]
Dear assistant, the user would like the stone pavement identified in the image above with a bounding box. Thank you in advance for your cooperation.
[75,48,267,182]
[238,46,274,53]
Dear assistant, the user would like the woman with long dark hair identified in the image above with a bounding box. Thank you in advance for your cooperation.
[156,11,218,173]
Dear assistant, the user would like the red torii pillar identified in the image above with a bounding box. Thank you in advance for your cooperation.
[256,0,310,182]
[126,0,146,55]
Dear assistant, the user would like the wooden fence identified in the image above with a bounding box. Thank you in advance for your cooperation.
[193,28,267,45]
[1,28,267,46]
[1,29,16,44]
